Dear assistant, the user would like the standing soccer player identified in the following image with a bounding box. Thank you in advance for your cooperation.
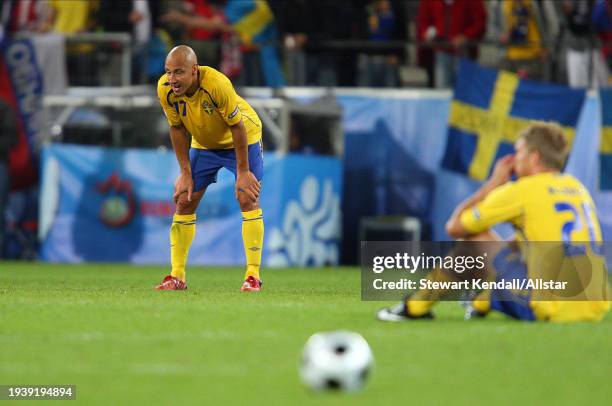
[155,45,264,292]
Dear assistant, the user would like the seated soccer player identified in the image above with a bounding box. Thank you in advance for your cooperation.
[377,122,610,322]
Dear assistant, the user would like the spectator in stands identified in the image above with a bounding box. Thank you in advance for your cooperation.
[98,1,135,34]
[235,40,263,87]
[160,0,227,69]
[417,0,487,88]
[131,1,153,84]
[167,1,251,84]
[269,0,312,86]
[491,0,548,80]
[275,0,367,87]
[143,1,175,84]
[314,0,368,87]
[358,0,403,87]
[558,0,609,88]
[167,0,258,85]
[0,99,17,258]
[155,0,185,42]
[2,0,50,36]
[39,0,97,86]
[593,0,612,72]
[39,0,95,34]
[225,0,288,87]
[97,0,154,85]
[165,1,299,87]
[401,0,435,87]
[488,0,559,81]
[272,0,369,87]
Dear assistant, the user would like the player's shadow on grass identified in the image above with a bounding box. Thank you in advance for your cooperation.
[72,148,144,262]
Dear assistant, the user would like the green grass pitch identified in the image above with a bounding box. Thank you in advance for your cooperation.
[1,262,610,405]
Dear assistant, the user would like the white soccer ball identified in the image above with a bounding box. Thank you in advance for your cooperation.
[299,331,374,392]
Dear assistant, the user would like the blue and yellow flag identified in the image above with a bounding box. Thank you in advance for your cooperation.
[599,89,612,190]
[442,60,586,181]
[223,0,285,87]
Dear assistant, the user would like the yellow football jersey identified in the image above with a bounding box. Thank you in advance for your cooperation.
[50,0,93,34]
[461,172,602,241]
[461,172,610,322]
[503,0,543,60]
[157,66,262,149]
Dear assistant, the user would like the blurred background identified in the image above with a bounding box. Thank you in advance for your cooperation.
[1,0,612,266]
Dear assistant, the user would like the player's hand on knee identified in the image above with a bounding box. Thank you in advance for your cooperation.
[235,171,260,201]
[173,173,194,203]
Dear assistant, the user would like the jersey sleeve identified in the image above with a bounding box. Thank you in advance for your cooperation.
[209,72,241,127]
[460,181,524,234]
[157,81,181,127]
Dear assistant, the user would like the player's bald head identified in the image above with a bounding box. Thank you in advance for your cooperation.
[165,45,199,96]
[166,45,198,66]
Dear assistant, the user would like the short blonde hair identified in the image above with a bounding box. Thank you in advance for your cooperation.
[520,122,569,170]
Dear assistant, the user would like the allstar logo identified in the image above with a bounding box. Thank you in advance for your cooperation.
[202,101,214,115]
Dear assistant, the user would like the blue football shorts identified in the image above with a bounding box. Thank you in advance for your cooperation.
[189,141,264,192]
[489,245,536,321]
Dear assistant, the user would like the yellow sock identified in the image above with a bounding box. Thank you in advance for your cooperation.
[406,268,456,316]
[170,213,196,281]
[242,208,264,280]
[406,298,435,317]
[472,290,491,314]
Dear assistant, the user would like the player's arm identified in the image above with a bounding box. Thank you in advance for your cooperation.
[230,120,260,201]
[169,124,193,203]
[212,73,261,201]
[158,83,193,202]
[446,154,515,238]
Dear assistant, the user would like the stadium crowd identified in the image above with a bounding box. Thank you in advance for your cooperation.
[1,0,612,89]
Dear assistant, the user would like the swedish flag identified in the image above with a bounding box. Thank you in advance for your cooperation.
[441,60,586,181]
[600,89,612,190]
[223,0,285,87]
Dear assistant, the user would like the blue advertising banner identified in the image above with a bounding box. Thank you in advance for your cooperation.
[39,144,341,266]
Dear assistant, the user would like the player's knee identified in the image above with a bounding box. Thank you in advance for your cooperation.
[237,194,257,212]
[176,194,197,215]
